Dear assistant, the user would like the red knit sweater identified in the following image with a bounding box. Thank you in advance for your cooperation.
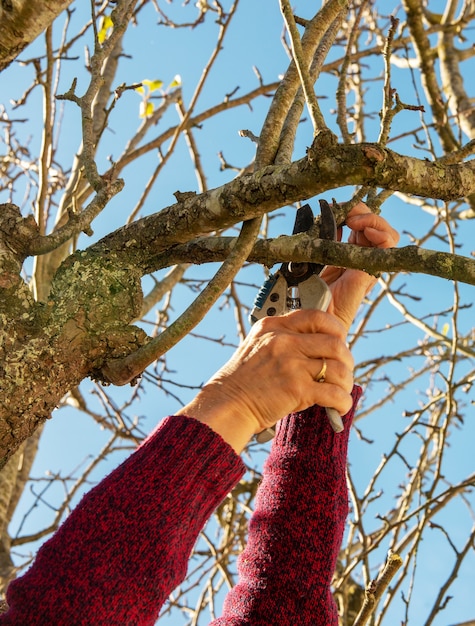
[1,387,360,625]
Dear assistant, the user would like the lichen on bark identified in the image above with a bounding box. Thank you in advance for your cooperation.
[0,243,147,468]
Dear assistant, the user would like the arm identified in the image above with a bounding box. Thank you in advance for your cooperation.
[1,311,353,626]
[211,203,399,625]
[1,416,245,625]
[212,388,361,626]
[1,203,397,625]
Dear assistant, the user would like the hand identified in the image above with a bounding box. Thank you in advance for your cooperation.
[176,309,354,453]
[321,202,400,331]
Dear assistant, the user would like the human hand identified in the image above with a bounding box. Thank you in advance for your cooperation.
[176,309,354,452]
[321,202,399,332]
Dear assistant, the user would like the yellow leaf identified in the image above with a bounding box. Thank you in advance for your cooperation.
[135,85,145,94]
[139,101,154,118]
[441,323,450,336]
[98,15,114,44]
[169,74,182,88]
[98,27,107,44]
[142,79,163,92]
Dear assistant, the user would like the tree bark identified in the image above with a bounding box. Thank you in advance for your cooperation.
[0,0,74,72]
[89,139,475,275]
[2,138,475,468]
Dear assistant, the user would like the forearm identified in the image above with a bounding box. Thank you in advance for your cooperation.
[213,386,362,626]
[2,416,244,626]
[176,388,258,454]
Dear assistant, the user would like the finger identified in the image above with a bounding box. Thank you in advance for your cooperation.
[360,226,397,248]
[346,214,399,248]
[256,323,354,372]
[319,265,345,286]
[260,308,348,341]
[293,357,353,416]
[346,211,392,233]
[305,337,354,373]
[311,357,354,393]
[346,201,372,217]
[308,381,354,416]
[321,386,354,416]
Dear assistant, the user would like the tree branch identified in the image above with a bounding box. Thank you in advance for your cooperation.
[279,0,328,134]
[352,552,403,626]
[146,234,475,286]
[256,0,348,165]
[0,0,74,71]
[101,219,261,385]
[402,0,458,152]
[86,140,475,273]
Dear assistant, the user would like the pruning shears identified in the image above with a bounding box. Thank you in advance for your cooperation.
[250,199,344,442]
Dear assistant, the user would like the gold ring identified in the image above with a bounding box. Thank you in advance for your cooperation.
[315,357,327,383]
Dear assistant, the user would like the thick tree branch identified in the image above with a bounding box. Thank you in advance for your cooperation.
[438,5,475,140]
[24,181,125,257]
[276,12,344,163]
[256,0,348,165]
[146,234,475,286]
[88,140,475,273]
[101,219,261,385]
[0,0,74,72]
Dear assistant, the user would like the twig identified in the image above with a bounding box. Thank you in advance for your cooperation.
[352,552,403,626]
[279,0,327,134]
[154,0,240,180]
[336,2,369,143]
[378,15,400,145]
[256,0,345,166]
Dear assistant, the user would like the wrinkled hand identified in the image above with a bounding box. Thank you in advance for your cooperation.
[177,310,354,452]
[321,202,399,331]
[178,203,398,453]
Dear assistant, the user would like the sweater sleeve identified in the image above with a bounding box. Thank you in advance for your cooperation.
[1,415,245,626]
[211,386,362,626]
